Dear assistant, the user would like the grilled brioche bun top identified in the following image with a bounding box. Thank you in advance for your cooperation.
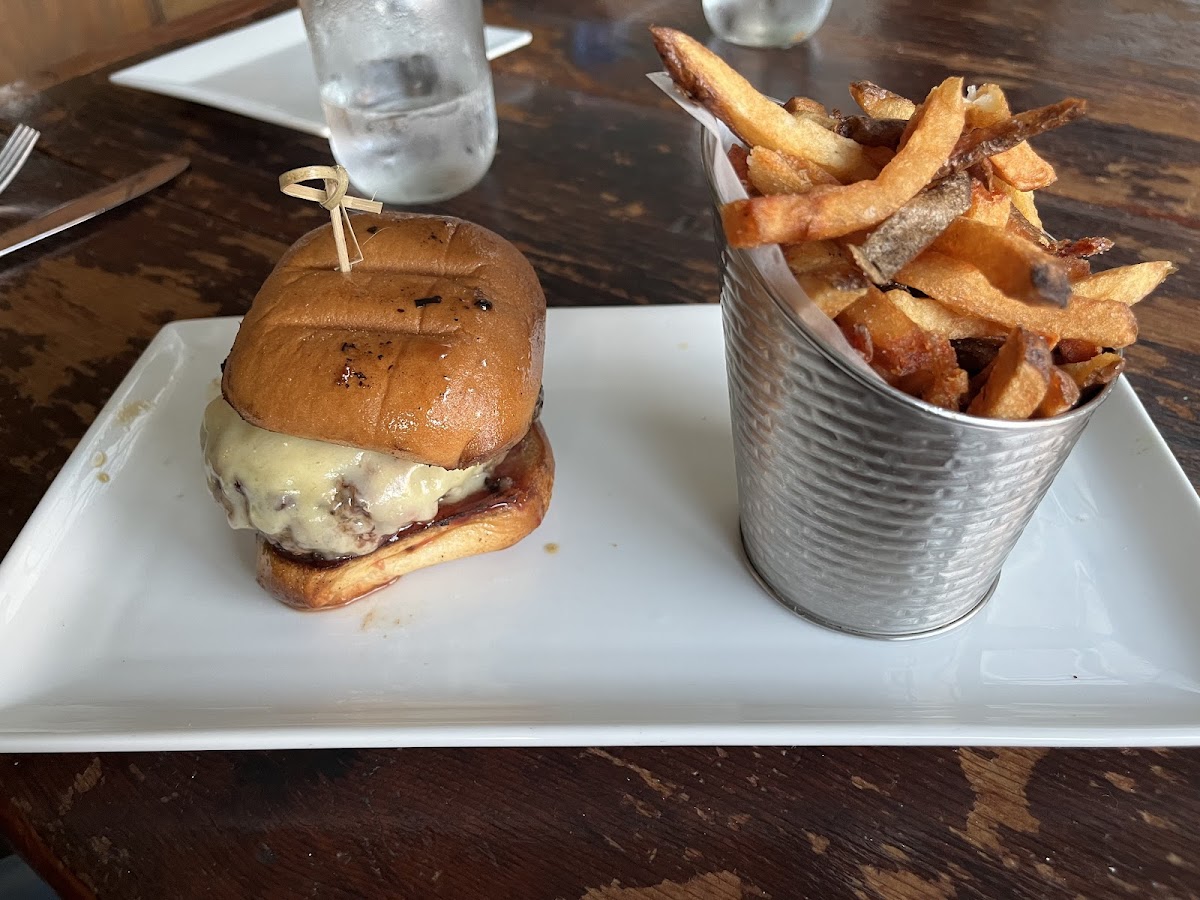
[221,212,546,470]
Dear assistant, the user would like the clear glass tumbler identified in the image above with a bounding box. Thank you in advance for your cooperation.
[299,0,498,205]
[703,0,832,48]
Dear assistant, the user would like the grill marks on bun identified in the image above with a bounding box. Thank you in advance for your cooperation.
[222,213,546,470]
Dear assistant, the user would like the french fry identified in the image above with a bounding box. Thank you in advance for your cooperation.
[653,37,1173,419]
[1060,352,1126,391]
[965,84,1060,190]
[849,81,917,120]
[784,96,829,117]
[1071,261,1177,305]
[796,273,867,318]
[1050,237,1113,282]
[747,147,838,195]
[835,286,942,384]
[967,158,997,192]
[783,96,837,130]
[1001,182,1044,232]
[964,180,1011,228]
[896,251,1139,347]
[864,145,897,168]
[1035,366,1082,417]
[931,216,1073,307]
[847,173,971,284]
[913,364,968,411]
[748,149,815,195]
[886,289,1008,340]
[783,241,848,273]
[939,97,1085,181]
[967,327,1052,418]
[835,115,907,148]
[721,77,966,245]
[651,27,877,182]
[893,329,967,411]
[836,287,967,412]
[783,243,867,317]
[1048,236,1114,259]
[1053,338,1102,365]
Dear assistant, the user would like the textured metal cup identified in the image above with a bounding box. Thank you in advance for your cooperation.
[701,131,1117,638]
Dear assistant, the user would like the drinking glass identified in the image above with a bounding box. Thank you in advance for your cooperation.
[702,0,832,48]
[299,0,498,204]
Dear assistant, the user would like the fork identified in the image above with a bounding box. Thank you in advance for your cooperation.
[0,124,39,196]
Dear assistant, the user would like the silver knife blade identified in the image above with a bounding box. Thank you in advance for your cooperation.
[0,156,190,259]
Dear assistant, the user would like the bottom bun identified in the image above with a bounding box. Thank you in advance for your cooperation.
[257,422,554,611]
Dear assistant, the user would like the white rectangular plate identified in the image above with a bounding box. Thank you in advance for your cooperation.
[109,9,532,137]
[2,306,1199,751]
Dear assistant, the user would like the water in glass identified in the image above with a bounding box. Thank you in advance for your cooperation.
[703,0,832,48]
[302,0,497,205]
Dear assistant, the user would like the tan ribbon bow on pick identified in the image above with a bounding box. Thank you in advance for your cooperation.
[279,165,383,273]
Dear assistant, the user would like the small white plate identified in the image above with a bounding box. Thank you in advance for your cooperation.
[1,306,1199,751]
[109,9,532,137]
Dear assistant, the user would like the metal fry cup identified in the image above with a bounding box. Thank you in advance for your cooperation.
[701,130,1118,638]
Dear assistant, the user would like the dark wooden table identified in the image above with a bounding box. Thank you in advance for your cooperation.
[2,1,1198,897]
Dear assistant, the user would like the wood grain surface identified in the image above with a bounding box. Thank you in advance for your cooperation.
[0,0,1198,897]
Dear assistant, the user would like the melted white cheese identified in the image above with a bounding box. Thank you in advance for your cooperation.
[201,397,495,559]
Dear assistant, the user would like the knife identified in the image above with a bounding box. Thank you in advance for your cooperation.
[0,155,190,258]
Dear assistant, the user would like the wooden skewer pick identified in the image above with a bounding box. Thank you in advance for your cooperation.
[279,165,383,273]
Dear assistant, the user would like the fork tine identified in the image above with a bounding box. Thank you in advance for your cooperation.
[0,124,39,195]
[0,135,20,172]
[0,126,31,169]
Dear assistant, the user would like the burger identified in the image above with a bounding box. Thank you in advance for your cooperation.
[200,212,553,610]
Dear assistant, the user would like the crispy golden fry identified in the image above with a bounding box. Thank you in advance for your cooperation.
[967,327,1052,418]
[835,286,940,384]
[886,289,1008,340]
[966,84,1059,190]
[721,77,966,246]
[938,98,1086,181]
[783,241,847,274]
[652,38,1169,419]
[913,364,969,411]
[747,147,838,195]
[651,28,877,182]
[1000,182,1044,232]
[894,330,967,411]
[748,148,814,195]
[836,287,967,411]
[783,97,837,130]
[963,83,1005,130]
[1053,338,1102,365]
[931,216,1073,306]
[783,243,867,317]
[849,81,917,120]
[1060,352,1126,391]
[1071,261,1177,305]
[796,273,867,318]
[964,180,1011,228]
[897,251,1139,347]
[1035,366,1083,417]
[847,174,971,284]
[784,96,829,117]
